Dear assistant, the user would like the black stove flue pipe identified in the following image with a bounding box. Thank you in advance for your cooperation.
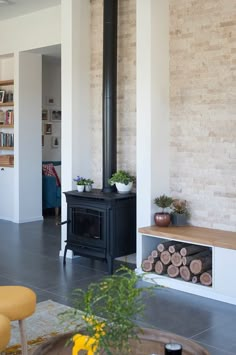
[102,0,118,193]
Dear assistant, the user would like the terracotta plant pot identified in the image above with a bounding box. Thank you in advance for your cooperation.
[32,328,209,355]
[154,212,171,227]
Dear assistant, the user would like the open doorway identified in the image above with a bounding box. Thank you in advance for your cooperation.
[41,52,62,219]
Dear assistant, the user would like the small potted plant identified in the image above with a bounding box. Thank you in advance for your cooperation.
[108,170,135,194]
[84,178,94,192]
[171,199,190,226]
[73,176,86,192]
[154,194,173,227]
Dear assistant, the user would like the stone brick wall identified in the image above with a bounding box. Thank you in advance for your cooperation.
[90,0,136,187]
[169,0,236,231]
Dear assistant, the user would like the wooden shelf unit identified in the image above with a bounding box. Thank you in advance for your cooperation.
[0,124,14,129]
[0,102,14,107]
[138,225,236,305]
[0,80,14,86]
[0,79,14,167]
[0,147,14,150]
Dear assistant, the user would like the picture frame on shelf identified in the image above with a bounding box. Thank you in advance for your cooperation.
[51,110,61,122]
[51,136,59,148]
[46,96,55,106]
[44,123,52,135]
[0,90,5,103]
[42,109,49,121]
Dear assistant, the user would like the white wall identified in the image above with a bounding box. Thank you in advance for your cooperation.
[15,52,42,223]
[136,0,169,265]
[0,6,61,55]
[0,6,61,222]
[60,0,91,256]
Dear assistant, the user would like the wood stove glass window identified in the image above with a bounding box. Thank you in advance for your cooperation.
[71,207,103,240]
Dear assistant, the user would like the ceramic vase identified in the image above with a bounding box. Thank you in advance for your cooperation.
[77,185,84,192]
[115,182,133,194]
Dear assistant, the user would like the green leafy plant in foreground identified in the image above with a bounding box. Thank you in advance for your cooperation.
[59,266,154,355]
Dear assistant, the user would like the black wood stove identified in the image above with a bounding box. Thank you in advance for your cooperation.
[63,0,136,274]
[63,190,136,274]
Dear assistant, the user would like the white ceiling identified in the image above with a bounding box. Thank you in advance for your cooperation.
[0,0,60,21]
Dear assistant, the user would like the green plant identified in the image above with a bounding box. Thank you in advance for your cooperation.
[154,194,173,213]
[171,199,190,216]
[84,178,94,186]
[73,176,86,185]
[108,170,135,186]
[59,266,153,355]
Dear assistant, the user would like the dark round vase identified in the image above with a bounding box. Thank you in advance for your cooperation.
[154,213,171,227]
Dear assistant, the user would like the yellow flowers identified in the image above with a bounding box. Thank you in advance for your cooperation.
[72,317,106,355]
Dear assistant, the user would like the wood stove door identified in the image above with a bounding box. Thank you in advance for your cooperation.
[67,205,107,249]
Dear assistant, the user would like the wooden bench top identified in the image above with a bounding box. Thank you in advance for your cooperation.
[138,225,236,250]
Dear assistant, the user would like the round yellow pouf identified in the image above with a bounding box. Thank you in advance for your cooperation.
[0,314,11,351]
[0,286,36,321]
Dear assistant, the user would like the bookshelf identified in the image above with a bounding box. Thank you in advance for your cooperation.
[0,79,14,167]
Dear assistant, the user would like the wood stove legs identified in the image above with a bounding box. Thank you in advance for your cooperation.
[63,244,114,274]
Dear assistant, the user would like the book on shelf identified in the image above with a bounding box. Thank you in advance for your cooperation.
[0,132,14,147]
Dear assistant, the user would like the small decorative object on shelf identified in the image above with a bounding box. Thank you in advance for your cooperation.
[154,194,173,227]
[108,170,135,194]
[165,343,182,354]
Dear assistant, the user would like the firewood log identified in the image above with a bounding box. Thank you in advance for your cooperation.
[182,250,211,266]
[192,275,201,284]
[155,261,168,275]
[142,259,155,272]
[190,255,212,275]
[148,255,159,263]
[167,264,180,278]
[200,270,212,286]
[160,250,172,265]
[180,245,208,257]
[169,243,186,254]
[157,241,175,252]
[171,252,183,267]
[180,266,194,282]
[151,249,159,258]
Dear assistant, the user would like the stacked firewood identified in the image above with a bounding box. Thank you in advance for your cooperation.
[142,241,212,286]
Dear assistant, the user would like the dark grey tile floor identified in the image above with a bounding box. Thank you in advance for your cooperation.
[0,217,236,354]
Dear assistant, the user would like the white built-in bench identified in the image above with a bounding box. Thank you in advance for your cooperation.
[137,225,236,305]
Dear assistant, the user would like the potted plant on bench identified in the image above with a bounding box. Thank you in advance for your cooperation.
[171,199,190,226]
[154,194,173,227]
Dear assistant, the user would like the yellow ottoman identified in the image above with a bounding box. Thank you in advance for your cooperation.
[0,314,11,352]
[0,286,36,355]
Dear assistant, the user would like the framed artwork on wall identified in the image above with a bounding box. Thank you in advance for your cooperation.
[44,123,52,135]
[51,136,59,148]
[51,110,61,121]
[42,109,49,121]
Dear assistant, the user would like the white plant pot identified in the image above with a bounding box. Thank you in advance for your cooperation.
[85,185,92,192]
[77,185,84,192]
[115,182,133,194]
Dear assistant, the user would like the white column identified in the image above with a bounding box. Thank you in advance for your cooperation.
[60,0,91,256]
[14,51,42,223]
[136,0,169,265]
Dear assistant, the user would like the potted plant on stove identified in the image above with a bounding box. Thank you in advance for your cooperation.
[154,194,173,227]
[108,170,135,194]
[84,178,94,192]
[171,199,190,226]
[73,176,86,192]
